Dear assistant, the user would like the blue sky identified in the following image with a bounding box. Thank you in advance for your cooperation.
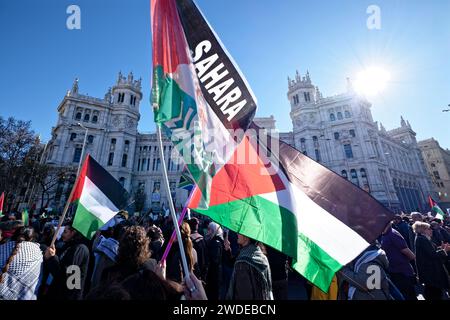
[0,0,449,148]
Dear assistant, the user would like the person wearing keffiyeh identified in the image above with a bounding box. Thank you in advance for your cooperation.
[0,226,43,300]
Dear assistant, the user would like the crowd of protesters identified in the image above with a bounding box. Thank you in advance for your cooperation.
[0,207,449,301]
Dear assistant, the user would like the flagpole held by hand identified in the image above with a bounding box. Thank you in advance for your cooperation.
[156,125,191,282]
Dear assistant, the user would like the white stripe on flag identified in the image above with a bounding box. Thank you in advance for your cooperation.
[80,176,119,223]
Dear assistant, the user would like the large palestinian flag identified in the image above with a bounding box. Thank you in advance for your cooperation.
[190,124,394,292]
[71,155,128,239]
[151,0,257,208]
[429,196,445,220]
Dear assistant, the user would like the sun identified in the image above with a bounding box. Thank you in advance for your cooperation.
[354,66,391,97]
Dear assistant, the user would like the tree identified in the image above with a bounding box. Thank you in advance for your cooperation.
[0,117,41,211]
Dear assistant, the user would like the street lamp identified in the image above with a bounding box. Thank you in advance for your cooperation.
[77,122,89,176]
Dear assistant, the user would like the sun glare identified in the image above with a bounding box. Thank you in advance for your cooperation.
[354,66,391,97]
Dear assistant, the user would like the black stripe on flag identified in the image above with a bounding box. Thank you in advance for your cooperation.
[175,0,257,131]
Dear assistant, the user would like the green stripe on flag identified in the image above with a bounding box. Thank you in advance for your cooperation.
[73,202,105,240]
[195,195,342,292]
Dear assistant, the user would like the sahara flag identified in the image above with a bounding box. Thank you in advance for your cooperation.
[151,0,257,208]
[429,196,445,220]
[21,208,29,226]
[190,124,394,292]
[0,192,4,218]
[71,154,128,239]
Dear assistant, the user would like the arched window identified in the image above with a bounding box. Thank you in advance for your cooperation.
[70,133,77,141]
[92,115,98,123]
[360,168,367,178]
[345,110,351,118]
[84,113,90,122]
[75,112,82,120]
[121,154,128,167]
[87,135,94,143]
[341,170,348,179]
[330,114,336,121]
[337,112,343,120]
[110,138,116,151]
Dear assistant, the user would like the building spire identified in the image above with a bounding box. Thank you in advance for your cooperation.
[401,116,406,127]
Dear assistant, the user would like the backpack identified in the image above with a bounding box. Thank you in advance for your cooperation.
[191,233,208,280]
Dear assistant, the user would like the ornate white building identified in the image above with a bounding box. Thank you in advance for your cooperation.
[44,72,183,213]
[42,71,436,214]
[281,70,435,212]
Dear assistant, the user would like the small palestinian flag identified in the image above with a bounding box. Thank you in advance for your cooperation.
[21,208,29,226]
[71,155,128,239]
[0,192,4,218]
[429,196,445,220]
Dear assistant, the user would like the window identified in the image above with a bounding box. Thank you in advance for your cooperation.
[334,132,340,140]
[344,144,354,159]
[304,92,311,102]
[313,136,319,147]
[118,93,125,103]
[130,95,137,106]
[110,138,116,151]
[349,129,356,137]
[440,182,445,188]
[84,113,90,122]
[330,114,336,121]
[293,94,299,105]
[137,159,141,171]
[169,181,176,193]
[337,112,343,120]
[142,159,147,171]
[87,135,94,143]
[108,152,114,166]
[300,138,306,151]
[433,171,441,180]
[70,133,77,141]
[341,170,348,179]
[119,177,125,187]
[345,110,351,118]
[121,154,128,167]
[156,159,161,171]
[431,163,436,167]
[73,147,82,163]
[360,168,367,178]
[92,115,98,123]
[75,112,82,120]
[350,169,359,186]
[124,140,130,153]
[315,149,321,162]
[147,158,150,171]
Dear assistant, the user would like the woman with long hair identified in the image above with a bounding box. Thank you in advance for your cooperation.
[0,226,43,300]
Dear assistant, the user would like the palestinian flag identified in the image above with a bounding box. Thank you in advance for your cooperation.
[151,0,257,208]
[71,155,128,239]
[0,192,4,218]
[21,208,29,226]
[429,196,445,220]
[190,124,394,292]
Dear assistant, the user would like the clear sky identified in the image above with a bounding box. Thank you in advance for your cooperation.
[1,0,449,148]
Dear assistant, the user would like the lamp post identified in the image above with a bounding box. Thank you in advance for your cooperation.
[77,122,89,176]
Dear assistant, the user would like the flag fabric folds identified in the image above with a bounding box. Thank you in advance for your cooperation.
[70,155,128,239]
[429,196,446,220]
[189,124,395,292]
[151,0,257,208]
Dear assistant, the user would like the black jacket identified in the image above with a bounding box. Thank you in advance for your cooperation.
[415,234,449,289]
[45,240,90,300]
